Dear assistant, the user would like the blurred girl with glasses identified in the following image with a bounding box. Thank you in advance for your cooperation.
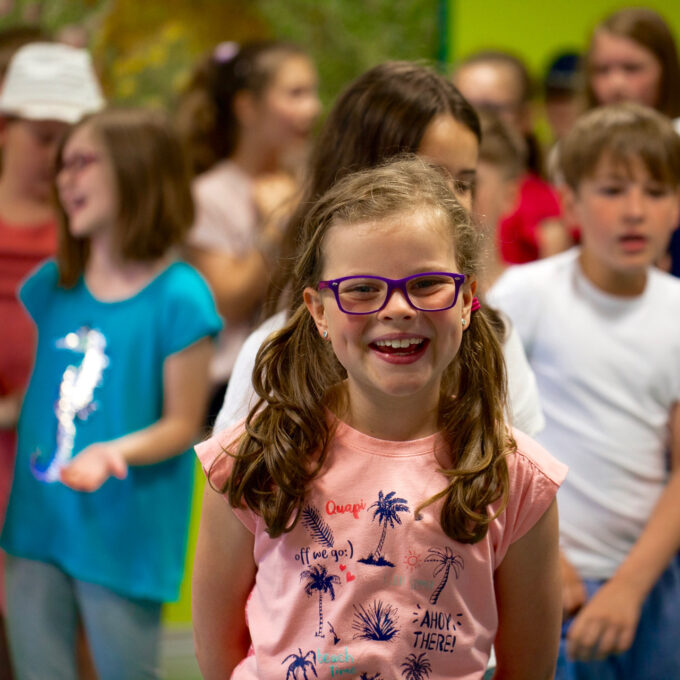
[194,156,565,679]
[1,108,221,679]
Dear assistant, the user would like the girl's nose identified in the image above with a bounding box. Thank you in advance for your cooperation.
[377,288,414,320]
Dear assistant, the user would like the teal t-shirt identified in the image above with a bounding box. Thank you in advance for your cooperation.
[1,259,221,602]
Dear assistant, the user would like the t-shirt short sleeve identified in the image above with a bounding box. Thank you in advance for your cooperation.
[160,263,222,357]
[18,259,59,325]
[195,422,258,533]
[488,258,553,358]
[493,430,568,564]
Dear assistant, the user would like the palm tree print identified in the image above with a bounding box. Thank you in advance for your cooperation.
[359,490,410,567]
[401,652,432,680]
[300,564,341,637]
[425,547,464,605]
[282,648,318,679]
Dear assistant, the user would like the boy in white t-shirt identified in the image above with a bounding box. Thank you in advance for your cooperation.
[489,102,680,679]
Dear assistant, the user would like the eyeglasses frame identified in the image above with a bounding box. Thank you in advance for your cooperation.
[317,272,467,315]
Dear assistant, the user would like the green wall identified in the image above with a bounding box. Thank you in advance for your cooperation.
[449,0,680,78]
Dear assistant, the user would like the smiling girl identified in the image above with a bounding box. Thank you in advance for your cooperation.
[1,108,221,679]
[193,157,566,679]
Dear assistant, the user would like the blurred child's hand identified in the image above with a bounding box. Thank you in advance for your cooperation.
[566,576,643,661]
[560,551,587,617]
[60,443,128,492]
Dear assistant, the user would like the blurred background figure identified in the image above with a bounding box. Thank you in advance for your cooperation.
[585,6,680,276]
[585,6,680,119]
[0,40,103,680]
[176,40,320,427]
[453,49,571,264]
[473,111,527,293]
[542,50,584,146]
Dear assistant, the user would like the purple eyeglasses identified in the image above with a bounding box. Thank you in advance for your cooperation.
[317,272,466,315]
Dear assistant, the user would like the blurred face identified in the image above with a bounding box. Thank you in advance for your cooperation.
[474,161,518,234]
[56,123,118,243]
[418,114,478,212]
[304,210,474,416]
[0,118,69,201]
[454,61,528,133]
[255,54,321,155]
[564,153,680,293]
[589,31,662,108]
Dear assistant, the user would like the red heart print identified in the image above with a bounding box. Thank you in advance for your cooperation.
[339,564,346,571]
[346,571,355,582]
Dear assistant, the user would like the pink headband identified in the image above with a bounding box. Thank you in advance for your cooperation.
[471,296,481,313]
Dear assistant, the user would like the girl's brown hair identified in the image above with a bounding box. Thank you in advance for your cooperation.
[586,7,680,118]
[265,60,481,317]
[478,111,527,180]
[175,40,308,176]
[214,156,513,544]
[55,108,194,287]
[559,102,680,192]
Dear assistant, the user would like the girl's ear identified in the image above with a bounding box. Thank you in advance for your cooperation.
[303,286,328,338]
[461,277,477,330]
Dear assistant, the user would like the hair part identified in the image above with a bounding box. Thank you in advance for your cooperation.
[586,7,680,118]
[265,60,480,316]
[175,40,308,175]
[559,102,680,192]
[215,156,512,544]
[56,108,194,287]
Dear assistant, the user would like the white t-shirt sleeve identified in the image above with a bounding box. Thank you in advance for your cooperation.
[504,318,545,436]
[213,311,287,433]
[487,260,547,360]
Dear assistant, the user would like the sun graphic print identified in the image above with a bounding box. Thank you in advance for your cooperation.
[403,549,421,572]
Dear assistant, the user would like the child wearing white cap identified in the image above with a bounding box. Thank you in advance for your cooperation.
[0,41,103,677]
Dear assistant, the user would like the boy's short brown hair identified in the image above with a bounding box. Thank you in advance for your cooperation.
[477,111,527,180]
[560,102,680,191]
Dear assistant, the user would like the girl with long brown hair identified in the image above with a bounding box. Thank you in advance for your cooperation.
[214,61,544,440]
[193,157,565,679]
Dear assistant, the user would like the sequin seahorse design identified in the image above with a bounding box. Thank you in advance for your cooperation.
[31,328,109,483]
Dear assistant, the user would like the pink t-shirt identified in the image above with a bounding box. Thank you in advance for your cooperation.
[196,420,567,680]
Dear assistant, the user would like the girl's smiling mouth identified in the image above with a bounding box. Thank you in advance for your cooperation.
[369,336,429,362]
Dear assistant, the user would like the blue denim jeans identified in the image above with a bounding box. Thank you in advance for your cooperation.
[5,555,162,680]
[555,553,680,680]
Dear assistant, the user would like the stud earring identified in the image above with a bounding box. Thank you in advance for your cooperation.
[323,330,328,339]
[462,318,467,327]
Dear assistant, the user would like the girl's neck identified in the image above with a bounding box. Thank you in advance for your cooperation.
[85,236,171,301]
[341,382,440,442]
[230,135,279,176]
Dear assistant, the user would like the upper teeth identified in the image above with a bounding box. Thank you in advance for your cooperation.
[375,338,424,348]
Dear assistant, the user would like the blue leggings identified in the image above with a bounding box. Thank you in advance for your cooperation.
[556,553,680,680]
[4,555,162,680]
